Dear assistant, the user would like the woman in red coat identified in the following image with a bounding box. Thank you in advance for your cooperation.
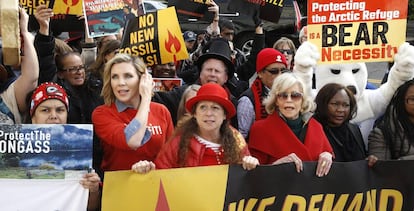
[249,73,334,177]
[132,83,259,173]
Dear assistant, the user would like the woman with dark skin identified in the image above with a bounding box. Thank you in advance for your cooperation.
[314,83,366,162]
[368,79,414,163]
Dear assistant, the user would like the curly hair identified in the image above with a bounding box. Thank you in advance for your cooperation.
[177,112,241,167]
[378,79,414,158]
[264,72,315,114]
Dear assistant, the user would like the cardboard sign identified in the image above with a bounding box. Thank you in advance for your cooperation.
[153,78,182,92]
[308,0,408,64]
[84,0,126,38]
[120,7,189,65]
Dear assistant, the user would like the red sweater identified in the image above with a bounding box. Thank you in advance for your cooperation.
[249,113,333,165]
[92,102,174,171]
[155,129,250,169]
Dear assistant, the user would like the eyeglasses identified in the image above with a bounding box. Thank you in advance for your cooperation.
[329,102,350,109]
[277,49,294,55]
[62,65,85,73]
[276,91,303,101]
[406,97,414,105]
[264,68,289,75]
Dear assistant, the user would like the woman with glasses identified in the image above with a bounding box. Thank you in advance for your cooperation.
[314,83,366,162]
[273,37,296,70]
[249,73,334,177]
[368,79,414,162]
[55,52,102,124]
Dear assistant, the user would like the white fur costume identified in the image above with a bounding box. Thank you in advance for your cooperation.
[293,41,414,147]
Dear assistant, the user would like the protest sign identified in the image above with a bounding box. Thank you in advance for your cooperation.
[84,0,125,38]
[0,124,93,210]
[308,0,408,64]
[153,78,182,92]
[120,7,189,65]
[103,160,414,210]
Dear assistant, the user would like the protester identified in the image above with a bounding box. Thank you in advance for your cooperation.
[299,26,308,44]
[273,37,296,70]
[153,37,239,126]
[55,52,101,123]
[87,39,121,99]
[0,7,39,124]
[150,62,177,78]
[368,79,414,163]
[131,83,259,173]
[176,84,201,128]
[237,48,288,139]
[92,53,174,172]
[219,19,247,69]
[183,30,197,53]
[249,73,333,177]
[314,83,366,161]
[28,82,101,210]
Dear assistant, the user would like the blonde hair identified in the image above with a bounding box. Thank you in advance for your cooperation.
[101,53,146,105]
[264,72,315,114]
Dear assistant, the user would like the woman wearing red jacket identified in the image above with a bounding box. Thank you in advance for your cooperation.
[249,73,334,177]
[132,83,259,173]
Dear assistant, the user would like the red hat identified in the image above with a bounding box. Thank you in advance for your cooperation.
[256,48,287,72]
[30,82,69,116]
[186,83,236,119]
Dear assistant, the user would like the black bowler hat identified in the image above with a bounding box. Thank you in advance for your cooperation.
[196,38,235,78]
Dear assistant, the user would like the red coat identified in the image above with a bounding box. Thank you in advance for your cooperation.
[249,113,333,164]
[155,129,250,169]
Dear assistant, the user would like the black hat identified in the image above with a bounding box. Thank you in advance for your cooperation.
[197,38,235,79]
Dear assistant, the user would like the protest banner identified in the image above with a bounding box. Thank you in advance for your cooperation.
[120,7,189,66]
[103,160,414,210]
[26,0,84,33]
[0,124,93,210]
[84,0,125,38]
[308,0,408,64]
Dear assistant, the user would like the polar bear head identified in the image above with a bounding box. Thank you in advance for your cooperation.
[315,62,368,99]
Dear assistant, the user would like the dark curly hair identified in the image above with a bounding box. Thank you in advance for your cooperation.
[378,79,414,158]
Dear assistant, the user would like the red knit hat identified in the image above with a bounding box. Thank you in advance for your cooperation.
[30,82,69,116]
[256,48,287,72]
[186,83,236,119]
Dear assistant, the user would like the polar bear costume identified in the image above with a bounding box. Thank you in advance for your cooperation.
[293,42,414,147]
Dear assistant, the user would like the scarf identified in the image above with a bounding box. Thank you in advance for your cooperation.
[251,78,268,120]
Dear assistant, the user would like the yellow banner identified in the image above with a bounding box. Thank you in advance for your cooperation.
[53,0,83,15]
[102,165,228,211]
[157,7,189,64]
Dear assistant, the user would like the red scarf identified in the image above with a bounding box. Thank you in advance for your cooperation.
[251,78,268,121]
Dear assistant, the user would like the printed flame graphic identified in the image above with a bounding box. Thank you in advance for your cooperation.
[165,30,181,62]
[62,0,80,14]
[155,180,170,211]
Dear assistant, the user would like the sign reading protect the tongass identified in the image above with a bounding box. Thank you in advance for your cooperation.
[307,0,407,64]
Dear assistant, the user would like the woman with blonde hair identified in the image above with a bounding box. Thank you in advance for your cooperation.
[92,53,174,172]
[249,73,333,177]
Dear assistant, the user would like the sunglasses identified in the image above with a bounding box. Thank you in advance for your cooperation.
[277,91,303,101]
[277,49,294,55]
[264,68,289,75]
[62,65,85,73]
